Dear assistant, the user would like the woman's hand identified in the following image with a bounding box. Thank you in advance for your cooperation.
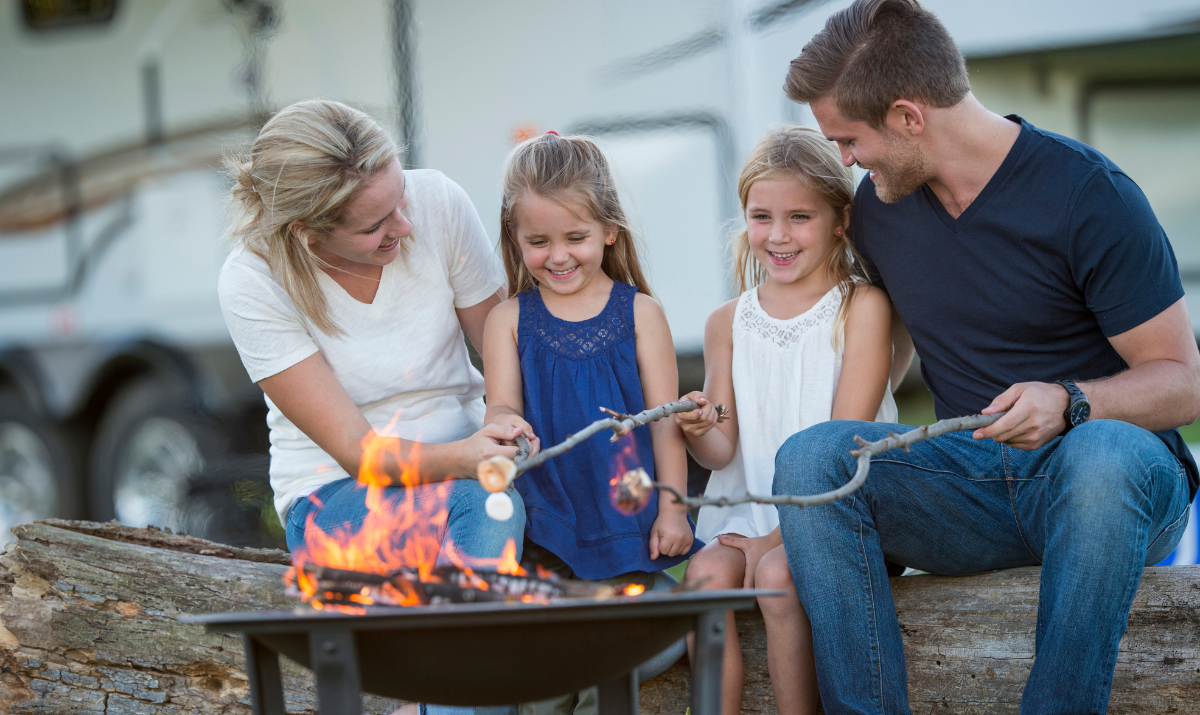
[649,510,694,560]
[453,423,527,476]
[718,532,781,589]
[674,391,720,438]
[489,414,541,458]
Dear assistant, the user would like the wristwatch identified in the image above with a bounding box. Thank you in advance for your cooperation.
[1056,380,1091,431]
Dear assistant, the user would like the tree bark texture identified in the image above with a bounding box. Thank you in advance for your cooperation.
[1,521,1196,714]
[640,565,1200,714]
[0,520,402,714]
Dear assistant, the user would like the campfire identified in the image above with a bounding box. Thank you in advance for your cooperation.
[284,428,652,613]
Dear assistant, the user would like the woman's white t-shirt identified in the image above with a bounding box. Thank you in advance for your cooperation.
[217,169,504,522]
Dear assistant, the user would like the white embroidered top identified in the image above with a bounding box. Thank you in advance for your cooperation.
[694,285,899,542]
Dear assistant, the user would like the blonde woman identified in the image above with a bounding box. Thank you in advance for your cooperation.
[217,101,530,631]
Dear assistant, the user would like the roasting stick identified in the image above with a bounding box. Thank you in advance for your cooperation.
[639,412,1005,511]
[477,401,727,520]
[477,401,1004,518]
[477,400,728,494]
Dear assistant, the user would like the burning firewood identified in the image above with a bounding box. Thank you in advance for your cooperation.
[477,405,1003,520]
[284,562,651,610]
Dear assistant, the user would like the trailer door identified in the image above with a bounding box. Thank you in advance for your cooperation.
[598,129,731,354]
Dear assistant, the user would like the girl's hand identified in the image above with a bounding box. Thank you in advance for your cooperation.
[649,511,694,560]
[489,414,542,458]
[674,391,720,438]
[717,533,777,589]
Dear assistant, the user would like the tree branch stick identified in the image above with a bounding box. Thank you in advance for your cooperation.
[653,412,1004,509]
[512,399,715,476]
[477,400,725,493]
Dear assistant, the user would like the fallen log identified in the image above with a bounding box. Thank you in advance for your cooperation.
[0,520,402,714]
[1,520,1197,713]
[640,565,1200,714]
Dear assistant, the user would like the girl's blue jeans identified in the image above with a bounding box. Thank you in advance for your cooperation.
[286,477,526,715]
[773,419,1191,715]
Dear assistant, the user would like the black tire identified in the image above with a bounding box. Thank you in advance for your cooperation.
[179,453,282,549]
[89,374,227,529]
[0,391,83,539]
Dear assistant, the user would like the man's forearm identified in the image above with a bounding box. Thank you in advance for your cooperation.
[1083,358,1200,432]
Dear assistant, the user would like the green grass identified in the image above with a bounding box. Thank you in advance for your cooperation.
[1178,420,1200,444]
[894,385,937,427]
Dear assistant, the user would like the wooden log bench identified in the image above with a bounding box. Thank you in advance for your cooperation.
[1,520,1197,714]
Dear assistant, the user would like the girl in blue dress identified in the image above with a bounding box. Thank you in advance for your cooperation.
[482,132,702,585]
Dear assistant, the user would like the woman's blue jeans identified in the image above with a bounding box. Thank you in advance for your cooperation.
[773,419,1191,715]
[287,477,526,715]
[286,477,525,566]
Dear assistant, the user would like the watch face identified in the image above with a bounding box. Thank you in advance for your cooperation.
[1069,401,1091,426]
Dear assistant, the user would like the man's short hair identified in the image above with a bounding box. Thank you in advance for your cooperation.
[785,0,970,128]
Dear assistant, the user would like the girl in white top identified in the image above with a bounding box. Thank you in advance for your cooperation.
[675,127,899,715]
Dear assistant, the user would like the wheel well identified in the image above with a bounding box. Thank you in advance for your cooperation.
[71,344,204,457]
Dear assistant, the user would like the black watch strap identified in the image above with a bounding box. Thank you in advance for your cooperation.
[1056,380,1090,430]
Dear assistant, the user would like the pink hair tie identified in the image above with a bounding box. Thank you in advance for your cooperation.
[545,130,559,136]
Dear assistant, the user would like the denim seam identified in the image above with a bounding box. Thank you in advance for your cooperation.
[854,495,885,713]
[870,457,1005,481]
[1002,446,1042,563]
[1094,553,1142,712]
[1146,463,1191,557]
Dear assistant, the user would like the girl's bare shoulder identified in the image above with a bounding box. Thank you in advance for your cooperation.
[706,297,739,340]
[632,291,668,323]
[485,296,521,329]
[847,283,890,315]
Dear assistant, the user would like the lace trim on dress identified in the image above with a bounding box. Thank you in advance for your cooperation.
[524,283,636,360]
[739,286,843,349]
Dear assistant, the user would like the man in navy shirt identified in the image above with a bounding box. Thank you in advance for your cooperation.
[773,1,1200,713]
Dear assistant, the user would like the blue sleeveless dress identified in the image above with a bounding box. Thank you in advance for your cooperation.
[517,281,701,580]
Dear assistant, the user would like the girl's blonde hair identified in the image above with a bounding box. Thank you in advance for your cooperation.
[499,133,652,298]
[731,125,868,346]
[225,99,401,336]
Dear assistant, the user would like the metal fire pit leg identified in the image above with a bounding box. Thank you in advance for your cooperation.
[309,628,363,715]
[690,610,726,715]
[244,635,287,715]
[597,669,638,715]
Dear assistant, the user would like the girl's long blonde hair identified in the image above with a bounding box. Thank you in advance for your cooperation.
[225,99,401,337]
[731,126,867,347]
[499,133,652,298]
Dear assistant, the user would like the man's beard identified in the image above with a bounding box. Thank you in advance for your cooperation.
[864,135,931,204]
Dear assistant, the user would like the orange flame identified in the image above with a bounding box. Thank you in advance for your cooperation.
[287,431,521,611]
[622,584,646,596]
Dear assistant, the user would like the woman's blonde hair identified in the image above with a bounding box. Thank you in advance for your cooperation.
[499,133,652,298]
[731,125,867,347]
[225,99,400,336]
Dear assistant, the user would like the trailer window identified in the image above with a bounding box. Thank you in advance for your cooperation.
[22,0,117,32]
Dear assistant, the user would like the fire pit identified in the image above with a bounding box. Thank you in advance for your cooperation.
[187,588,767,715]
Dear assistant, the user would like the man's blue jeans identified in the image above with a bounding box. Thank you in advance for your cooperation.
[773,419,1192,715]
[287,477,526,715]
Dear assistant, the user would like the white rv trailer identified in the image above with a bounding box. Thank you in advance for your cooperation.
[0,0,1197,552]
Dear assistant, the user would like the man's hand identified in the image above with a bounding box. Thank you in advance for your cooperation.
[975,382,1069,450]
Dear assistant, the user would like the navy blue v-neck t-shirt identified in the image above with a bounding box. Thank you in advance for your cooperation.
[852,115,1198,498]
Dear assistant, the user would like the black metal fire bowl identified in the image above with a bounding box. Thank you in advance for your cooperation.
[186,589,774,714]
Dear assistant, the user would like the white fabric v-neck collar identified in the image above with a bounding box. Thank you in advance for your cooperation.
[316,259,392,308]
